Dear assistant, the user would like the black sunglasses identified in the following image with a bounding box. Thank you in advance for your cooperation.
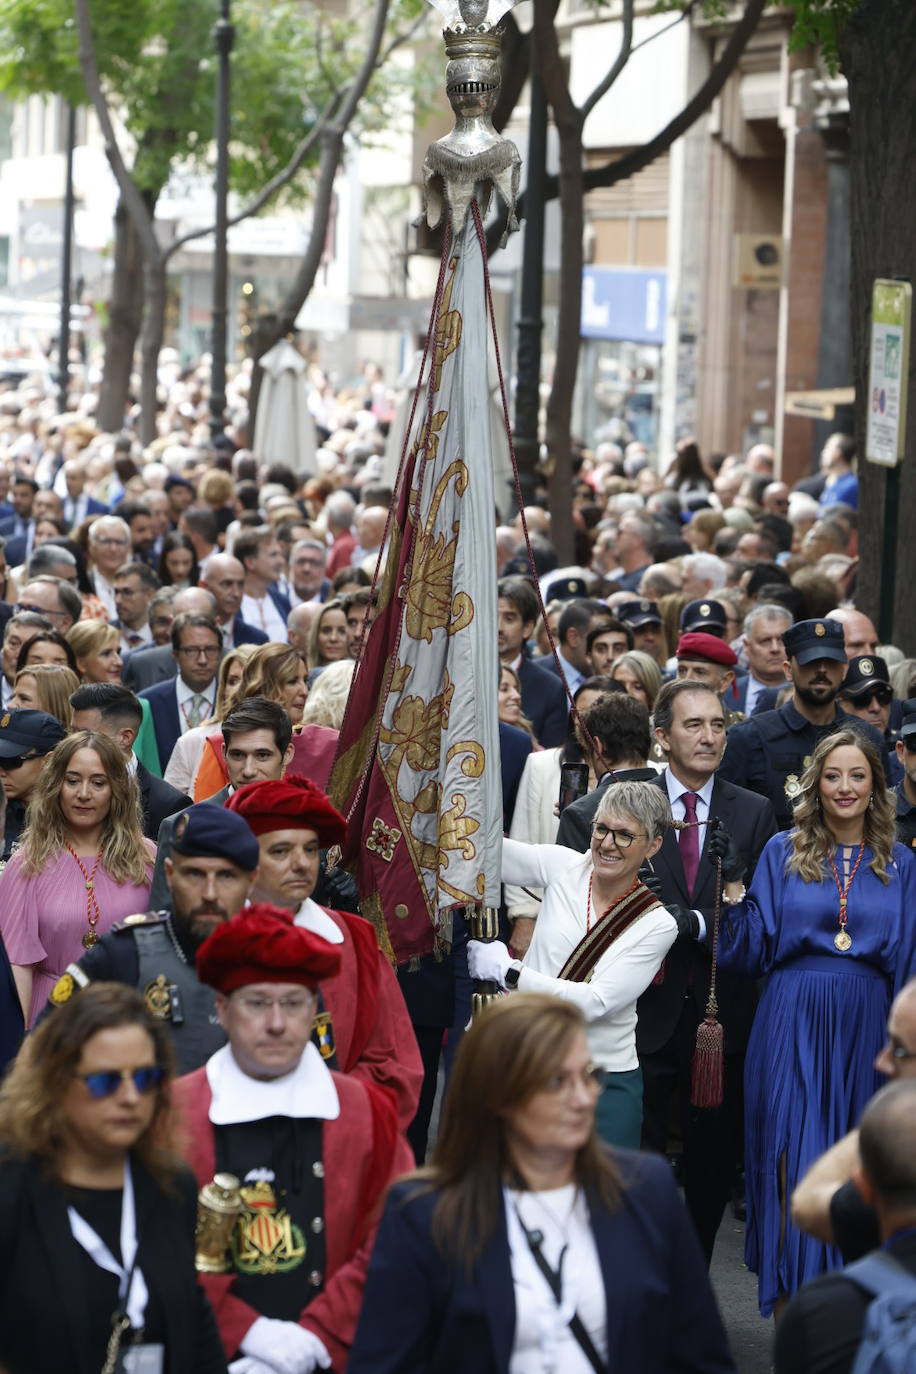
[850,687,893,707]
[79,1066,165,1099]
[903,736,916,754]
[0,752,39,772]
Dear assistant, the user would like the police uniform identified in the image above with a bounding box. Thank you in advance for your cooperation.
[895,697,916,848]
[44,802,261,1074]
[719,620,890,829]
[0,709,67,862]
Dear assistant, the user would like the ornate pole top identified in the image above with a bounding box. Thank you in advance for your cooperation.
[420,0,521,243]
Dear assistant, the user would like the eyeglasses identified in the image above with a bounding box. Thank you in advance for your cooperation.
[176,645,220,659]
[591,823,647,848]
[113,586,142,599]
[544,1064,608,1096]
[904,737,916,753]
[0,752,39,771]
[14,602,63,619]
[92,538,130,549]
[79,1066,165,1099]
[235,994,314,1016]
[883,1038,916,1064]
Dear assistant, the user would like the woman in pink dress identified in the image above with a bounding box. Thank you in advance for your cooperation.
[0,731,154,1026]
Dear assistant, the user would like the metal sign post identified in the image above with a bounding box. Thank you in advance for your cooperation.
[865,278,911,641]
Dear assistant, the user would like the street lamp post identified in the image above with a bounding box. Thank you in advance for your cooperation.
[513,65,547,511]
[58,102,76,417]
[210,0,235,439]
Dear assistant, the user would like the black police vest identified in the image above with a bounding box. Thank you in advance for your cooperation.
[134,920,226,1074]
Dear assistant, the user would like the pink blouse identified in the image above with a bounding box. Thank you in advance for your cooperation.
[0,844,154,1026]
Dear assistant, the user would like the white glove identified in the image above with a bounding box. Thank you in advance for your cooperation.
[467,939,512,987]
[230,1360,277,1374]
[240,1317,331,1374]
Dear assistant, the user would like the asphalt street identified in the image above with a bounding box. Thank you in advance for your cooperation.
[710,1212,773,1373]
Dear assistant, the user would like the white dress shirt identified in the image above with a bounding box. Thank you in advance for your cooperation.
[507,839,677,1072]
[174,676,216,735]
[241,592,287,642]
[663,767,714,940]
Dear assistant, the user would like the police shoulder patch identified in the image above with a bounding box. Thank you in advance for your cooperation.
[50,974,75,1004]
[112,911,166,933]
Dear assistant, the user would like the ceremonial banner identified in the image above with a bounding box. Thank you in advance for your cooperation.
[328,220,503,964]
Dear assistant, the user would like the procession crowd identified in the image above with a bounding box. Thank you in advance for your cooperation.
[0,348,911,1372]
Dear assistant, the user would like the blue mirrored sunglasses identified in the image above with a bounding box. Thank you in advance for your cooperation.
[79,1066,165,1099]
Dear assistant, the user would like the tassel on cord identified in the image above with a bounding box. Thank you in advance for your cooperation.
[691,853,725,1109]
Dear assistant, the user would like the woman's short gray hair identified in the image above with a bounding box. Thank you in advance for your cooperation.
[594,780,672,842]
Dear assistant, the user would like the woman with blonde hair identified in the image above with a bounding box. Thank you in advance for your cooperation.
[350,995,732,1373]
[300,657,355,730]
[611,649,663,711]
[66,618,123,683]
[163,642,256,794]
[0,731,154,1025]
[0,983,227,1373]
[717,727,916,1316]
[10,662,81,726]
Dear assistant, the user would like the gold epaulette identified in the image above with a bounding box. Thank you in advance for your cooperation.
[111,911,169,933]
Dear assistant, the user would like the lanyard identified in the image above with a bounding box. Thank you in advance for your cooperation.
[67,1160,149,1330]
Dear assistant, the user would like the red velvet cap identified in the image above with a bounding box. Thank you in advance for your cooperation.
[675,632,738,668]
[195,901,342,993]
[225,774,347,846]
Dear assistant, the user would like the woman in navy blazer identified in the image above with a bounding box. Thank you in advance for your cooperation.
[350,995,734,1374]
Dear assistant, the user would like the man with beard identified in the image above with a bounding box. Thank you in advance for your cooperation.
[42,802,259,1072]
[719,618,889,829]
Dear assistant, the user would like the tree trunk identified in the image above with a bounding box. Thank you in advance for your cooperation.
[96,197,145,432]
[139,257,167,447]
[544,118,584,567]
[841,0,916,645]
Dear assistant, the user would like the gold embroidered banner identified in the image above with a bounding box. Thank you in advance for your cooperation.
[329,221,503,963]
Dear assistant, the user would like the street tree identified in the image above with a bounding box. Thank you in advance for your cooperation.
[1,0,426,439]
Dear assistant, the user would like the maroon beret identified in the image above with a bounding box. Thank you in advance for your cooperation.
[226,774,347,847]
[195,901,342,993]
[675,632,738,668]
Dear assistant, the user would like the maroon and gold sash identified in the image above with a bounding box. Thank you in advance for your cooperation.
[558,882,664,984]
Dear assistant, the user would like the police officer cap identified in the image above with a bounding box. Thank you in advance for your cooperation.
[782,617,847,666]
[543,574,589,602]
[841,655,891,698]
[171,801,260,872]
[679,599,727,635]
[617,599,662,629]
[0,708,67,759]
[901,697,916,739]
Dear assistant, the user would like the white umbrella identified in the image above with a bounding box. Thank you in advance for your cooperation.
[253,339,318,475]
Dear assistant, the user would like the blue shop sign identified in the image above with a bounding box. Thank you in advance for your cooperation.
[581,267,667,345]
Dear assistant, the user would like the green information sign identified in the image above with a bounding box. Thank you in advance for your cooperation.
[866,278,911,466]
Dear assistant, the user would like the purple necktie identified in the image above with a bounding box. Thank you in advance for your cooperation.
[680,791,699,895]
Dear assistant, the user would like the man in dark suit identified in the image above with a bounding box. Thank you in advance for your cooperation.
[0,474,37,560]
[533,593,612,693]
[69,683,192,841]
[498,576,567,747]
[138,612,222,773]
[199,552,269,650]
[730,602,793,717]
[639,679,775,1263]
[122,587,222,691]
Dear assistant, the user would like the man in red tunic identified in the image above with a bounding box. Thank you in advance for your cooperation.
[225,776,423,1129]
[174,902,414,1373]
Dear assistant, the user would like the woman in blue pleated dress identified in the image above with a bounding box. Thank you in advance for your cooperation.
[717,726,916,1318]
